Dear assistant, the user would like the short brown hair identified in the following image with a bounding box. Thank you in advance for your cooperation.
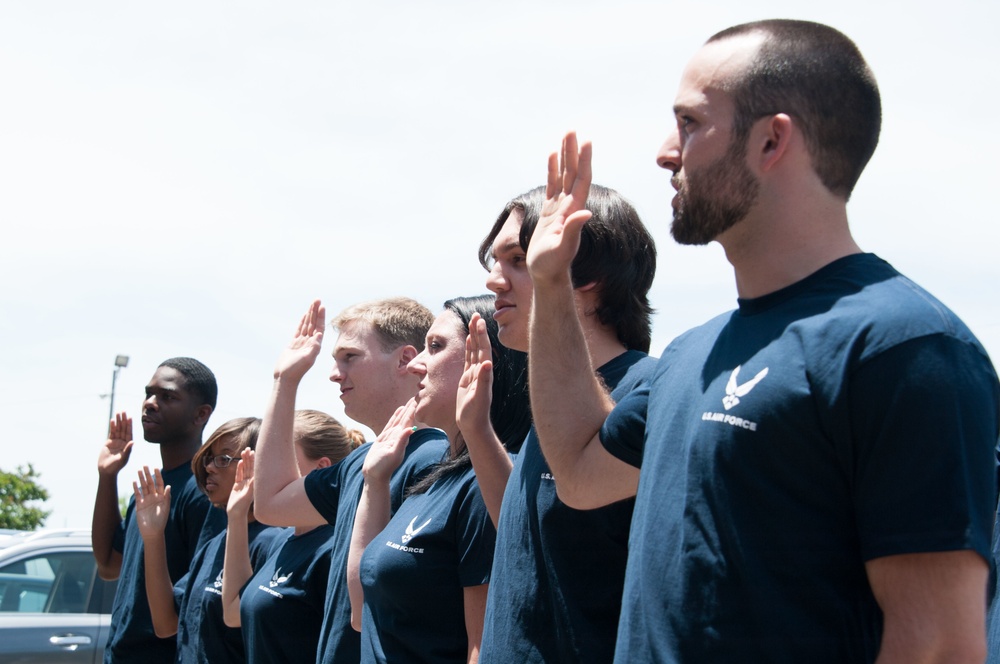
[709,19,881,199]
[330,297,434,353]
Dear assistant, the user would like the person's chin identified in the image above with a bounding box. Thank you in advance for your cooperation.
[497,325,528,353]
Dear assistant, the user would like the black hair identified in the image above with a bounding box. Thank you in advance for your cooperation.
[408,295,531,495]
[478,185,656,353]
[159,357,218,409]
[708,19,881,200]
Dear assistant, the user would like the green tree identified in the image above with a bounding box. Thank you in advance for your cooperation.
[0,464,51,530]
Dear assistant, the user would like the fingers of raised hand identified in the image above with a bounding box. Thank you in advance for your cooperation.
[378,404,409,441]
[546,152,561,200]
[465,314,479,369]
[296,300,326,340]
[112,412,132,439]
[242,449,255,479]
[380,399,417,439]
[137,466,167,498]
[311,301,326,336]
[474,318,491,363]
[137,466,151,495]
[572,140,593,200]
[477,361,494,392]
[400,399,417,428]
[561,132,580,195]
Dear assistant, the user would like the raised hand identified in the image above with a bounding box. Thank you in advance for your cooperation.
[98,412,134,478]
[362,399,418,483]
[273,300,326,382]
[526,131,594,286]
[227,449,255,519]
[133,466,171,540]
[456,313,494,440]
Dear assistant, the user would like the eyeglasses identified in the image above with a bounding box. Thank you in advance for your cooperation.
[203,454,238,469]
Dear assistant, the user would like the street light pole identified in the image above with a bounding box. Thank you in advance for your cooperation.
[107,354,130,427]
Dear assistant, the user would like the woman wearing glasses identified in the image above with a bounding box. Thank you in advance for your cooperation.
[132,417,285,663]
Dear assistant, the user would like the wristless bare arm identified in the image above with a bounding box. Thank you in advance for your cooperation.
[92,413,132,580]
[253,301,327,528]
[527,133,639,509]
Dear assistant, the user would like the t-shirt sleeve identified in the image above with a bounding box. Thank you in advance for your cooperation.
[600,385,650,469]
[303,463,345,525]
[851,334,999,562]
[455,482,497,587]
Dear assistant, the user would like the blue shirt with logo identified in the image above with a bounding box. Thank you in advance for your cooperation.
[359,463,495,663]
[602,254,1000,663]
[302,428,449,664]
[240,524,335,664]
[105,462,225,663]
[173,521,283,663]
[480,350,656,663]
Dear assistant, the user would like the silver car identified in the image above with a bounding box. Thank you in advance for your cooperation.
[0,529,118,663]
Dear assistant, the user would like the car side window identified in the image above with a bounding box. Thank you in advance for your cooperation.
[0,551,95,614]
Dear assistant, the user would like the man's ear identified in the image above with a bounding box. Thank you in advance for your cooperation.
[572,282,602,320]
[753,112,794,173]
[397,345,418,370]
[194,404,213,429]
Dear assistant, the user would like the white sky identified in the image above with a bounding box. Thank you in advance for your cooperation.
[1,0,997,528]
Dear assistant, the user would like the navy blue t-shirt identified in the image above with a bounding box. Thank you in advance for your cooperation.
[173,521,284,663]
[480,350,656,663]
[601,254,1000,663]
[360,464,495,663]
[240,525,335,664]
[302,428,449,664]
[104,461,226,663]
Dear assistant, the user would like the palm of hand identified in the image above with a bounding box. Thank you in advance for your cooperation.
[364,401,416,481]
[227,452,254,515]
[135,486,170,536]
[525,132,593,281]
[98,414,133,475]
[456,359,491,434]
[275,334,321,378]
[526,196,582,278]
[98,438,131,473]
[274,300,325,380]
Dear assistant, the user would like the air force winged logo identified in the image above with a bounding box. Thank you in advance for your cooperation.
[401,516,432,544]
[214,570,224,588]
[269,567,293,588]
[722,365,769,410]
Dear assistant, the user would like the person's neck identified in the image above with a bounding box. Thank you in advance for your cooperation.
[723,199,861,300]
[575,291,629,369]
[159,437,203,471]
[582,320,629,370]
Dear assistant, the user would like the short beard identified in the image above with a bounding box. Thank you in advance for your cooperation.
[670,136,759,246]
